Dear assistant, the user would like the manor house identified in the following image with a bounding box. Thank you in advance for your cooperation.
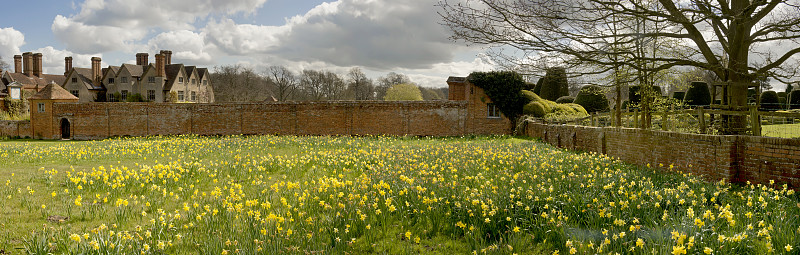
[63,50,214,103]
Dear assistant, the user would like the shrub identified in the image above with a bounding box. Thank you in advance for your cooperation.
[673,91,686,101]
[565,103,588,115]
[629,85,663,104]
[468,71,527,120]
[574,85,609,113]
[384,84,423,101]
[539,67,568,101]
[556,96,575,104]
[533,78,544,95]
[790,90,800,109]
[683,81,711,106]
[759,91,780,111]
[520,90,542,102]
[523,101,547,117]
[525,82,536,91]
[126,93,147,102]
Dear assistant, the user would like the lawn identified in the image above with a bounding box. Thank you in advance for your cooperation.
[762,123,800,139]
[0,135,798,254]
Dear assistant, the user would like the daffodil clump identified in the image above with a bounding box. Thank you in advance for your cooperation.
[0,135,798,254]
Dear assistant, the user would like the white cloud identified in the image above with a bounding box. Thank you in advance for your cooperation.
[52,0,270,54]
[0,27,25,60]
[146,30,213,65]
[33,46,98,74]
[202,19,287,56]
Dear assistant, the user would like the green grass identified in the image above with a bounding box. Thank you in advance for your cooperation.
[762,123,800,138]
[0,135,798,254]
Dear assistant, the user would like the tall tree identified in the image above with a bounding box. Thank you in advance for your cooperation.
[300,70,326,101]
[265,66,298,101]
[321,71,346,100]
[347,67,374,100]
[376,72,412,100]
[384,84,423,101]
[439,0,800,134]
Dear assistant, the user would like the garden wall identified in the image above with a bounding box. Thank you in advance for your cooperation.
[523,121,800,188]
[43,101,508,140]
[0,120,31,138]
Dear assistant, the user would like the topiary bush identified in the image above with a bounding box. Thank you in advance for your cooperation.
[539,67,569,101]
[684,81,711,106]
[574,85,609,113]
[790,90,800,109]
[523,101,547,117]
[556,96,575,104]
[759,91,780,111]
[564,103,588,115]
[673,91,686,101]
[533,78,544,95]
[520,90,541,102]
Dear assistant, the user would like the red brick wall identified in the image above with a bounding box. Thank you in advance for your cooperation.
[43,101,507,140]
[0,120,30,138]
[524,121,800,188]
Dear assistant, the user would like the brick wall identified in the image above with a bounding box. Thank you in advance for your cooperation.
[524,121,800,188]
[44,101,506,140]
[0,120,30,138]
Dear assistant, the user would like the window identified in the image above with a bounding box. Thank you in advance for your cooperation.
[121,77,128,83]
[108,78,114,84]
[148,76,155,83]
[38,103,45,113]
[487,103,500,118]
[71,78,77,83]
[191,91,196,101]
[177,91,185,101]
[179,77,184,83]
[192,79,196,84]
[121,90,128,101]
[70,90,79,97]
[108,93,116,102]
[148,90,156,101]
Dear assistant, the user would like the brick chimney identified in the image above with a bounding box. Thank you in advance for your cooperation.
[14,55,21,73]
[65,57,73,76]
[155,54,165,77]
[33,53,43,77]
[91,57,101,86]
[136,53,149,66]
[22,52,33,76]
[160,50,172,65]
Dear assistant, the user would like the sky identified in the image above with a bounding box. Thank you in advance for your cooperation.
[0,0,496,88]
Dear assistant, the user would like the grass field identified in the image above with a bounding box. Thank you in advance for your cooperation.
[762,123,800,139]
[0,135,798,254]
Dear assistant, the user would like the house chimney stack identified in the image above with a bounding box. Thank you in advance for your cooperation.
[22,52,33,76]
[33,53,43,77]
[136,53,149,66]
[91,57,101,86]
[14,55,22,73]
[160,50,172,65]
[155,54,165,77]
[65,57,73,76]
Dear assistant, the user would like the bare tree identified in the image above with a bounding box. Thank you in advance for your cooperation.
[376,72,412,100]
[211,64,273,102]
[321,71,346,100]
[265,66,298,101]
[347,67,374,100]
[439,0,800,134]
[299,70,325,101]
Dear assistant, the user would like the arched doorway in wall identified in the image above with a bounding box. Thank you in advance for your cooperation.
[60,118,71,140]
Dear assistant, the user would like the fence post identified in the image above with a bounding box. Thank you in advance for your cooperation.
[698,107,706,134]
[751,106,761,136]
[634,109,639,129]
[591,113,596,126]
[662,109,668,131]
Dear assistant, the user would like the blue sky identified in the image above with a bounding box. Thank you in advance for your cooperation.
[0,0,494,87]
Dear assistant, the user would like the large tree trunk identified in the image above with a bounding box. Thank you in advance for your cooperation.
[722,0,754,135]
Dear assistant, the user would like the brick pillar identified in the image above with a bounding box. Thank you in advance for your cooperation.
[160,50,172,65]
[22,52,33,76]
[91,57,101,86]
[33,53,43,77]
[64,57,73,76]
[136,53,149,66]
[14,55,22,73]
[155,54,165,77]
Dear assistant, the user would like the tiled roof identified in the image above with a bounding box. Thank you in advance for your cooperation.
[122,64,144,77]
[29,82,79,100]
[447,76,467,83]
[163,64,184,91]
[6,72,67,90]
[71,68,104,90]
[197,68,208,80]
[185,66,196,77]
